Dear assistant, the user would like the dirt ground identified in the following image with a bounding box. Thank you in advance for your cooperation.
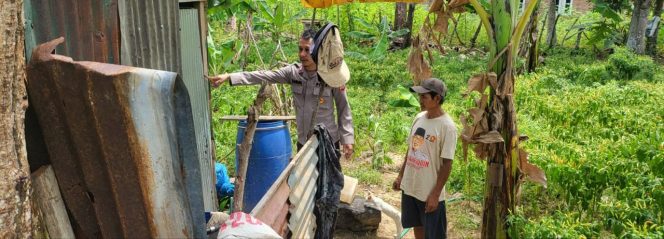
[335,155,482,239]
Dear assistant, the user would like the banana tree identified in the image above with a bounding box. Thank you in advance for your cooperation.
[405,1,547,235]
[460,0,547,237]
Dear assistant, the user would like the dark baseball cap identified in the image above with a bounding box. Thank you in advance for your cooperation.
[410,78,447,98]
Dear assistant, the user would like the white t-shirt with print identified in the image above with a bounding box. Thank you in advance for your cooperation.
[400,111,457,202]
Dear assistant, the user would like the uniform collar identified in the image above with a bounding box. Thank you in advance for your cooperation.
[296,63,318,80]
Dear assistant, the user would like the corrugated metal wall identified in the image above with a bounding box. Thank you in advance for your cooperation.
[24,0,120,63]
[118,0,181,73]
[179,7,217,212]
[23,0,122,174]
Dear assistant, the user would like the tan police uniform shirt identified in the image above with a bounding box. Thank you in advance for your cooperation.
[400,111,457,202]
[229,63,354,146]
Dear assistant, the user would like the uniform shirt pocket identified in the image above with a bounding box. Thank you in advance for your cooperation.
[313,86,332,96]
[292,84,304,95]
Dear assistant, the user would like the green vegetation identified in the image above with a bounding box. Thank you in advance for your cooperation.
[207,1,664,237]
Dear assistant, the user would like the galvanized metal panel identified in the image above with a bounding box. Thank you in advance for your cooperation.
[23,0,120,63]
[179,7,216,212]
[27,39,194,239]
[118,2,206,237]
[287,139,320,238]
[118,0,181,73]
[251,137,320,237]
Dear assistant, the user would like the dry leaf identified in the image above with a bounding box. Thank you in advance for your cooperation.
[429,0,445,12]
[449,0,470,9]
[468,108,484,123]
[434,12,450,35]
[465,74,489,95]
[407,43,433,83]
[519,149,547,188]
[474,143,489,159]
[487,72,498,89]
[407,48,422,73]
[475,131,505,144]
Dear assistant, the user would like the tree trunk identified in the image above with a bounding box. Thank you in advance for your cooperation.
[481,0,513,237]
[646,0,664,55]
[627,0,652,54]
[545,0,558,47]
[0,0,32,237]
[394,3,408,31]
[405,3,416,47]
[465,0,544,237]
[392,3,415,48]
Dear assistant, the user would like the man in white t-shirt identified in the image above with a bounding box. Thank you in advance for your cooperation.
[393,78,457,239]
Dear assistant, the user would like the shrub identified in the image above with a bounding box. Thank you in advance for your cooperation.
[606,47,656,81]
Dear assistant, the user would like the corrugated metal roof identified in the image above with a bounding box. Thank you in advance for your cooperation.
[24,0,120,63]
[27,38,195,238]
[287,139,319,238]
[118,0,181,73]
[179,7,216,212]
[251,137,320,237]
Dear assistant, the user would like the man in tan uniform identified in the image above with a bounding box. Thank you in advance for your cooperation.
[207,29,354,158]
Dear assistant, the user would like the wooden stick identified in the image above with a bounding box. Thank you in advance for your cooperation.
[233,83,270,212]
[32,165,75,238]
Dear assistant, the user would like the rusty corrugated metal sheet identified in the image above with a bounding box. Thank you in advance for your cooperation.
[288,139,319,238]
[23,0,122,178]
[24,1,209,237]
[24,0,120,63]
[27,38,195,238]
[118,0,181,73]
[117,2,207,237]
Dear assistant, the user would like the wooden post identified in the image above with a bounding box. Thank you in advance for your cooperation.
[31,165,74,238]
[233,83,270,212]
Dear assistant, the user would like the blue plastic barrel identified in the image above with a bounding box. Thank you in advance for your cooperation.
[236,120,292,212]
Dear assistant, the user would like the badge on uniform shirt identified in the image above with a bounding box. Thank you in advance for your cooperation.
[319,97,324,104]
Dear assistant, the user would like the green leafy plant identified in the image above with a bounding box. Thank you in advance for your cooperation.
[587,0,630,49]
[366,114,393,170]
[388,85,419,108]
[207,0,255,21]
[254,1,306,42]
[207,33,244,74]
[346,16,410,60]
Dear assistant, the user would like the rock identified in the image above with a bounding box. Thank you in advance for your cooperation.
[335,198,382,232]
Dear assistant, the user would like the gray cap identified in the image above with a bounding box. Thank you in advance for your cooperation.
[410,78,447,98]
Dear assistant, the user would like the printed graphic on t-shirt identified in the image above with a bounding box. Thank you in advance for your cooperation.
[407,127,437,168]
